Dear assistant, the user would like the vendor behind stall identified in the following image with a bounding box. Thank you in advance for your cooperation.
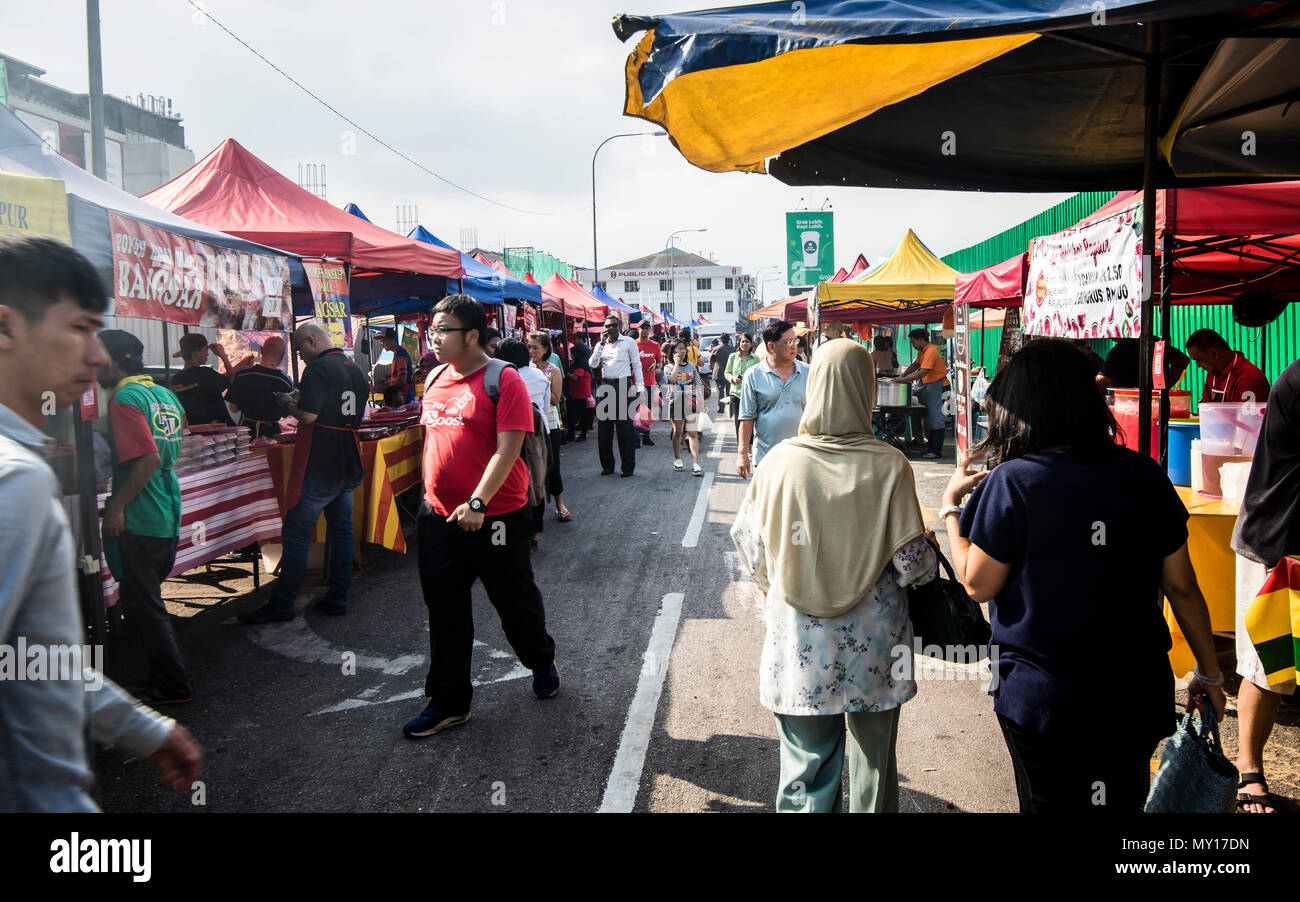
[1186,329,1271,403]
[170,333,234,427]
[224,335,293,438]
[379,327,414,406]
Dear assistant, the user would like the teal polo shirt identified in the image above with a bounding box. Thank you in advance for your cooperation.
[738,359,809,464]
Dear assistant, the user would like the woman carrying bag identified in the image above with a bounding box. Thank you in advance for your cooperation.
[731,339,937,812]
[663,340,705,476]
[941,338,1225,813]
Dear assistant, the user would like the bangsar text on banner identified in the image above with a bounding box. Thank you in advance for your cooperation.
[1024,200,1143,340]
[109,213,293,329]
[303,259,352,350]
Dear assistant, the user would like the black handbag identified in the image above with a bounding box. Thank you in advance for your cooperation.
[907,539,992,662]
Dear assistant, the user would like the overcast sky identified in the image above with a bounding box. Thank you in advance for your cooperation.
[5,0,1073,296]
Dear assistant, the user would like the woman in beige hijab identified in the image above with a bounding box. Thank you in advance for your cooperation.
[731,338,936,812]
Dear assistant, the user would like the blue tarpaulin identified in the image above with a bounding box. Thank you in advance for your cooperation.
[408,225,542,306]
[588,283,636,315]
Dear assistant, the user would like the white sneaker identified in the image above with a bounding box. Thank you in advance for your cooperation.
[692,463,703,476]
[673,458,684,471]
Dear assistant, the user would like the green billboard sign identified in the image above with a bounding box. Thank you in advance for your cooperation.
[786,211,834,287]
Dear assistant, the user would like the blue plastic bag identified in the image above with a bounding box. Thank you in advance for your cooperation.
[1145,706,1238,814]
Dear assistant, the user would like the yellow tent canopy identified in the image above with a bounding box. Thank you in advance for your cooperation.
[816,229,959,318]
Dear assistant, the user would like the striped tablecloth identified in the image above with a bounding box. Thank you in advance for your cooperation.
[94,454,282,606]
[261,424,423,553]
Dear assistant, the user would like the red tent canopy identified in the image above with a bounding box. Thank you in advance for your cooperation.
[541,273,605,322]
[954,254,1027,308]
[143,140,463,277]
[842,253,870,281]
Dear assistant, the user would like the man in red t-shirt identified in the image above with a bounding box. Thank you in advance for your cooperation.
[403,295,558,739]
[1186,329,1270,404]
[635,321,662,446]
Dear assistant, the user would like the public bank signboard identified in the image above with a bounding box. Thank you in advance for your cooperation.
[786,212,834,287]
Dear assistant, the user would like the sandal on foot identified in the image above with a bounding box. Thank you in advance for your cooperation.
[555,508,573,522]
[1236,772,1281,813]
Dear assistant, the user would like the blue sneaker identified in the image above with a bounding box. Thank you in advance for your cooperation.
[402,704,470,738]
[533,661,560,699]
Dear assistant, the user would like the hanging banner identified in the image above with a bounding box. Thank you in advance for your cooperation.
[786,211,834,287]
[0,172,72,244]
[303,259,352,349]
[1023,200,1142,340]
[953,303,971,457]
[212,329,292,376]
[521,303,537,333]
[109,213,293,329]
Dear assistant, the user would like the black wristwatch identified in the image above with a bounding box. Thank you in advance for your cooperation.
[468,497,487,513]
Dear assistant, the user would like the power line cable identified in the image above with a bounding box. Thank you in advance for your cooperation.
[183,0,583,217]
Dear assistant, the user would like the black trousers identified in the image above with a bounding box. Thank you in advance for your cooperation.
[117,532,190,697]
[546,428,563,497]
[997,714,1161,813]
[565,397,593,437]
[417,503,555,715]
[596,377,636,474]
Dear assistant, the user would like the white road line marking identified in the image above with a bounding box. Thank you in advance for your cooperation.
[239,615,424,674]
[681,471,715,548]
[599,592,684,813]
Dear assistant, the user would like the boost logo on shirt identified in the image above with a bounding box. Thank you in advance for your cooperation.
[421,388,474,428]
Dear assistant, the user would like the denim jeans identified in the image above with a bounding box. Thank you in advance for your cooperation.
[269,475,361,613]
[915,381,946,455]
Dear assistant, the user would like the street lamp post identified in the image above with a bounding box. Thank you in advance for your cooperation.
[667,227,707,326]
[592,131,665,293]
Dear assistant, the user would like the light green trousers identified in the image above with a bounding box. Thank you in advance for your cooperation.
[774,708,901,813]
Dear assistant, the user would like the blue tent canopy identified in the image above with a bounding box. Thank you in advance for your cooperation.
[342,202,372,222]
[588,284,636,315]
[406,224,505,307]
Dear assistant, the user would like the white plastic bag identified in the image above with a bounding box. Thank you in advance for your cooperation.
[970,370,990,405]
[695,410,714,433]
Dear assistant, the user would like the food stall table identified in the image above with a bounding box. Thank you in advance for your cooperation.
[1165,485,1240,675]
[260,422,423,554]
[75,454,284,606]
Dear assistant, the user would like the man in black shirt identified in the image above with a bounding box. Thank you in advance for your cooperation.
[170,333,235,426]
[238,324,369,623]
[225,335,293,438]
[711,333,734,413]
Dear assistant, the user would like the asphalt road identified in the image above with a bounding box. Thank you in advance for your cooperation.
[95,414,1298,813]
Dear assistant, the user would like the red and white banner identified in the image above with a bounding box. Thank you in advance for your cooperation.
[1024,200,1142,340]
[521,303,537,332]
[109,213,293,329]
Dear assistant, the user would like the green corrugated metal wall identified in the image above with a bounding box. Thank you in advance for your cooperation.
[1164,305,1297,414]
[940,191,1118,377]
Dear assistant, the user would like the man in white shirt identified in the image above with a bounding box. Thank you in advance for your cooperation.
[588,315,644,476]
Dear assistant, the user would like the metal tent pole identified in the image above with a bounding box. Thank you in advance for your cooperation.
[1158,188,1177,471]
[1137,22,1160,460]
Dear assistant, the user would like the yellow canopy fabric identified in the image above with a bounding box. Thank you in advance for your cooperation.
[0,171,72,244]
[623,32,1039,174]
[817,229,960,309]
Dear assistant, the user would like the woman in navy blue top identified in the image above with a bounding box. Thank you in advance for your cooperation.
[940,339,1225,813]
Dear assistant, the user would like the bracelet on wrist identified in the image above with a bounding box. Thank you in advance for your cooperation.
[1192,666,1224,686]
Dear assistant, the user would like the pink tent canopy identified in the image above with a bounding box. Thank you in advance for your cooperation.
[143,140,463,277]
[541,273,605,322]
[954,254,1026,308]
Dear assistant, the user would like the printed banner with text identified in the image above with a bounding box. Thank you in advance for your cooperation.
[786,211,834,287]
[303,259,352,349]
[1024,200,1142,340]
[109,213,292,329]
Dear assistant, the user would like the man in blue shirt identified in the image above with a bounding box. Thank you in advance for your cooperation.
[0,235,201,811]
[737,321,809,477]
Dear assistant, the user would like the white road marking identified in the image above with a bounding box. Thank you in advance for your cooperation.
[239,615,424,675]
[921,471,953,478]
[599,592,684,813]
[681,471,715,548]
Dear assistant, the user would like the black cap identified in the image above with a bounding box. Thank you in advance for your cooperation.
[382,327,398,341]
[99,329,144,368]
[173,333,208,358]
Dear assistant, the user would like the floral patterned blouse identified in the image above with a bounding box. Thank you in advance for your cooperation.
[731,500,938,715]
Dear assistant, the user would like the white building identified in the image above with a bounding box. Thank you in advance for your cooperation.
[576,247,749,343]
[1,52,195,195]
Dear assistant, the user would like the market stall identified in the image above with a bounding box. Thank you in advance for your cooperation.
[261,419,423,555]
